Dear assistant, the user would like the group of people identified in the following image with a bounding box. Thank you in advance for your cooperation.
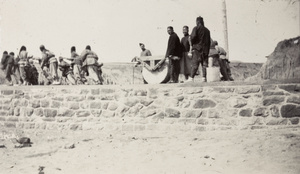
[1,45,103,86]
[137,16,233,83]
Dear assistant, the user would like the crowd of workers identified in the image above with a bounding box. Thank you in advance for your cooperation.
[1,45,103,86]
[1,16,233,86]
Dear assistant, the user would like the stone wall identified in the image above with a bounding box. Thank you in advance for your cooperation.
[0,84,299,131]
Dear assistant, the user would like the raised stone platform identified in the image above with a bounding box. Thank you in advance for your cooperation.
[0,83,299,131]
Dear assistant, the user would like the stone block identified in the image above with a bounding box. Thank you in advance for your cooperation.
[42,118,56,122]
[253,117,265,125]
[278,84,299,93]
[6,117,18,122]
[281,104,300,118]
[87,96,95,100]
[80,89,90,95]
[184,88,203,94]
[26,108,34,116]
[140,107,156,118]
[0,111,8,116]
[90,102,102,109]
[178,118,196,125]
[212,87,235,93]
[13,99,28,107]
[239,109,253,117]
[40,100,50,107]
[91,110,102,117]
[165,108,180,118]
[235,86,260,94]
[146,124,160,131]
[229,98,247,108]
[51,101,61,108]
[263,96,285,106]
[44,109,57,117]
[101,110,115,118]
[193,126,207,131]
[33,94,46,99]
[102,102,109,110]
[290,118,299,125]
[91,89,100,95]
[196,118,209,125]
[1,90,14,95]
[164,98,179,107]
[69,103,80,110]
[4,122,16,128]
[133,89,147,96]
[35,123,47,129]
[287,96,300,104]
[262,91,284,96]
[261,85,277,91]
[52,96,64,101]
[124,98,140,107]
[57,108,75,117]
[29,100,40,108]
[266,119,288,125]
[148,88,158,99]
[182,110,202,118]
[270,105,280,118]
[208,110,221,118]
[162,118,177,124]
[76,111,90,117]
[108,102,119,111]
[66,96,85,102]
[151,112,164,123]
[80,102,89,109]
[101,88,115,94]
[23,123,35,129]
[0,117,5,121]
[253,108,269,117]
[34,108,44,117]
[140,98,154,106]
[193,99,216,109]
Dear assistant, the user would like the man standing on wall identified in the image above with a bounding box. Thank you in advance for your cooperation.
[214,40,234,81]
[1,51,14,86]
[165,26,182,83]
[180,26,192,82]
[190,16,211,82]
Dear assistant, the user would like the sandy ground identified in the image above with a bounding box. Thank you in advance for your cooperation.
[0,128,300,174]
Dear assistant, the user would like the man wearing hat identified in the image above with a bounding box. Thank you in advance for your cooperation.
[190,16,211,82]
[40,45,60,85]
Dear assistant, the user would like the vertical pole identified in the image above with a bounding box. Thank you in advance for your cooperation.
[132,65,134,84]
[222,0,229,58]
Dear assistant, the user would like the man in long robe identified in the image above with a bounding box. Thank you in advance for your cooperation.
[180,26,192,82]
[40,45,60,84]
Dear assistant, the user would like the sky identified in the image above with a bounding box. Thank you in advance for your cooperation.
[0,0,299,63]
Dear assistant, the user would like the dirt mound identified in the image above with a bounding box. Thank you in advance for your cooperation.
[247,36,300,81]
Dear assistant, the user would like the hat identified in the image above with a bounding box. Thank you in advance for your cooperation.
[39,45,45,51]
[139,43,144,46]
[86,45,91,50]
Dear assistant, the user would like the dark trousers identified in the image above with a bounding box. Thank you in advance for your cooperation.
[219,59,229,81]
[191,50,208,78]
[169,58,180,82]
[5,64,13,82]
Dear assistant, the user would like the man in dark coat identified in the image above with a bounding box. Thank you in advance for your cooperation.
[1,51,15,85]
[165,26,182,83]
[190,16,211,82]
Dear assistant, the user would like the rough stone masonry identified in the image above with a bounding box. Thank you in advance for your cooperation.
[0,84,299,132]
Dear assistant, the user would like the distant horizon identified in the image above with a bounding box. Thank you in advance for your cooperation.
[0,0,299,63]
